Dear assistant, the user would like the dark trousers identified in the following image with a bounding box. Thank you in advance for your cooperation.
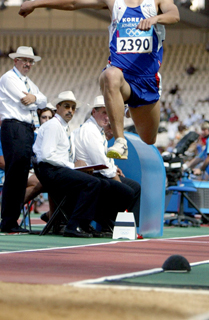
[94,173,141,227]
[38,162,102,228]
[38,163,135,229]
[1,119,34,229]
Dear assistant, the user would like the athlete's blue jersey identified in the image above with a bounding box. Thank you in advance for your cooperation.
[108,0,165,76]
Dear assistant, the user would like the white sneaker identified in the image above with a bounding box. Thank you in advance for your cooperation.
[106,138,128,159]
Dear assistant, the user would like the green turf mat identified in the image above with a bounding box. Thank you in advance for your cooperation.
[0,224,208,253]
[0,233,116,252]
[162,226,209,238]
[103,264,209,289]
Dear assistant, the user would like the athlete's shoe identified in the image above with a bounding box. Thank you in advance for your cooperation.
[106,138,128,159]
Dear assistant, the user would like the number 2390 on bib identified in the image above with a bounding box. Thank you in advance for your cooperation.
[116,25,153,54]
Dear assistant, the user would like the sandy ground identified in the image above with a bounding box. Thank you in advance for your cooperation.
[0,282,209,320]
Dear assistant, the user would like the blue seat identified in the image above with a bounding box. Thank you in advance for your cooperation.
[166,185,201,227]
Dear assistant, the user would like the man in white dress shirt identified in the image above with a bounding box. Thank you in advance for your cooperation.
[34,91,135,237]
[0,46,47,233]
[33,91,104,237]
[74,95,141,228]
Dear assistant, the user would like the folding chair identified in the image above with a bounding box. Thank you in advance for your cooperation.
[31,157,69,236]
[165,185,201,227]
[39,195,68,235]
[20,200,34,233]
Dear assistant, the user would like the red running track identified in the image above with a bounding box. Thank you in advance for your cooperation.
[0,236,208,285]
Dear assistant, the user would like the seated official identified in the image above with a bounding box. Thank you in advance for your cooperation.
[74,95,141,227]
[33,91,135,237]
[33,91,106,238]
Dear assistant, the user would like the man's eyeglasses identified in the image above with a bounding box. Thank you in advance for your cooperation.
[16,58,35,66]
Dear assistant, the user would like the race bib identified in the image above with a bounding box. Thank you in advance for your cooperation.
[117,22,153,54]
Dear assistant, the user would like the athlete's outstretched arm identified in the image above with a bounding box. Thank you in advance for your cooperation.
[19,0,107,17]
[136,0,180,31]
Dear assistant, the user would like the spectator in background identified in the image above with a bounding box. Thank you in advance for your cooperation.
[199,114,208,125]
[169,111,179,123]
[183,114,193,129]
[167,112,179,141]
[175,121,187,143]
[183,122,209,179]
[190,108,201,125]
[174,93,183,107]
[169,84,180,95]
[186,63,197,75]
[197,96,209,104]
[160,106,169,122]
[37,106,55,127]
[166,102,174,120]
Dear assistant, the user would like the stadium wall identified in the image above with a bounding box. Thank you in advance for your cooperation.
[0,7,209,45]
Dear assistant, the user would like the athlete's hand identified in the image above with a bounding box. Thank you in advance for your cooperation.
[19,1,35,17]
[136,16,159,31]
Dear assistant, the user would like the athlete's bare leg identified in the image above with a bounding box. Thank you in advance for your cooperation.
[129,100,161,145]
[99,66,131,159]
[99,66,131,140]
[99,66,160,158]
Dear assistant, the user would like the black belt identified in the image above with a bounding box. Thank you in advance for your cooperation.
[3,118,34,129]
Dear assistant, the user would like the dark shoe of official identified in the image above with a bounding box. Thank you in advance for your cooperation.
[52,224,66,235]
[40,212,49,223]
[1,225,29,233]
[100,220,114,238]
[100,225,113,238]
[82,224,104,238]
[101,229,113,238]
[63,226,93,238]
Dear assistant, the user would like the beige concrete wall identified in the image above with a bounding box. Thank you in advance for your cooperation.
[0,7,109,30]
[0,7,208,45]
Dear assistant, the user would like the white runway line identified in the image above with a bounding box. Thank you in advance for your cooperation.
[0,238,149,255]
[67,260,209,289]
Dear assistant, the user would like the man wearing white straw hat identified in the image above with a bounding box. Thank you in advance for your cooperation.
[0,46,47,233]
[33,90,134,237]
[74,95,141,229]
[33,91,102,237]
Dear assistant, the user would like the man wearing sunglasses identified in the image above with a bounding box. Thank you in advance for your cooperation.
[0,46,47,233]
